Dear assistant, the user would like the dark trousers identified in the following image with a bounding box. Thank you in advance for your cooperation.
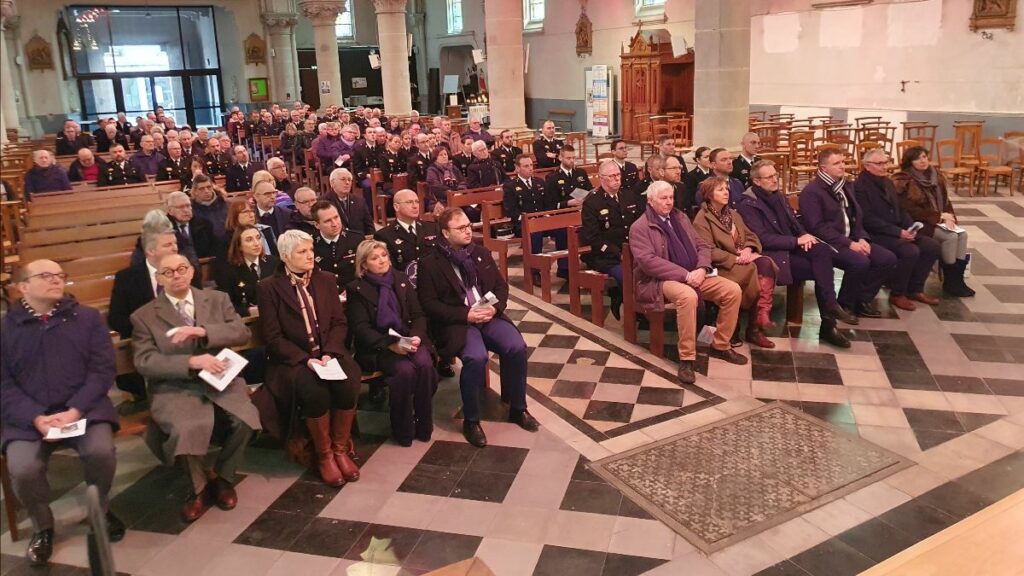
[6,422,116,531]
[789,243,840,310]
[294,361,361,418]
[832,243,898,308]
[115,373,147,399]
[459,317,528,423]
[529,230,568,273]
[378,346,439,442]
[180,407,254,494]
[606,264,623,288]
[872,235,941,295]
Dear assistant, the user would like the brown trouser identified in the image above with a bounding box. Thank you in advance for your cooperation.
[663,276,742,361]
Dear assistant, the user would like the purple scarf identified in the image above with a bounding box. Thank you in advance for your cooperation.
[436,238,479,302]
[362,269,404,335]
[648,205,698,271]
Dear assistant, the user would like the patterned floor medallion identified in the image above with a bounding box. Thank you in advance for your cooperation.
[589,403,912,553]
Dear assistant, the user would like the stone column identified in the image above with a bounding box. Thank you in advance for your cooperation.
[483,0,527,132]
[374,0,412,116]
[693,0,750,149]
[0,0,21,139]
[298,0,345,108]
[262,12,300,102]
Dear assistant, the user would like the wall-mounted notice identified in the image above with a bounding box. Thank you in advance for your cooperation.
[591,65,610,138]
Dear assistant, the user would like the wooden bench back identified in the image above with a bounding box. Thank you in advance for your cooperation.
[26,203,156,232]
[520,207,581,238]
[22,220,139,248]
[20,235,138,263]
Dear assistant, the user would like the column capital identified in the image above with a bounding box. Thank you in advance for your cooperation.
[261,12,298,30]
[2,14,18,30]
[373,0,407,15]
[0,0,16,21]
[299,0,345,25]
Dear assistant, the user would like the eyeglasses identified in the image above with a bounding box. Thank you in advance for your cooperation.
[756,173,779,180]
[600,173,621,179]
[158,264,192,278]
[864,160,889,166]
[170,204,192,210]
[25,272,68,282]
[295,199,317,205]
[448,224,473,232]
[395,200,419,205]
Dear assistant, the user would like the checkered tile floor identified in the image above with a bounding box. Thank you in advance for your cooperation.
[1,197,1022,576]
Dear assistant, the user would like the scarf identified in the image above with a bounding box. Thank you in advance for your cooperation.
[363,269,404,335]
[286,269,321,355]
[647,205,697,271]
[705,201,741,251]
[908,167,943,213]
[818,170,851,235]
[436,238,479,303]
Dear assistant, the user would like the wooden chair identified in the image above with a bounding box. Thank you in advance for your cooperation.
[759,152,790,193]
[903,123,937,157]
[621,242,672,358]
[936,139,975,196]
[1004,131,1024,195]
[566,224,607,327]
[896,140,922,166]
[856,126,896,156]
[854,116,883,128]
[369,168,390,227]
[788,131,818,192]
[768,113,795,123]
[479,200,519,279]
[520,207,581,302]
[975,138,1014,197]
[954,121,985,190]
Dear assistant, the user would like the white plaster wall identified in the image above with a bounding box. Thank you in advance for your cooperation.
[751,0,1024,115]
[293,0,381,47]
[13,0,263,120]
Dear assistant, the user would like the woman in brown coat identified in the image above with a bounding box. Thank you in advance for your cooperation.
[891,146,974,297]
[693,177,778,348]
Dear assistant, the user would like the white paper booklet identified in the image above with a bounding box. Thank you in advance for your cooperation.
[472,291,500,309]
[937,222,966,234]
[570,187,590,201]
[199,348,249,391]
[311,358,348,381]
[388,328,416,351]
[45,419,87,440]
[906,221,924,233]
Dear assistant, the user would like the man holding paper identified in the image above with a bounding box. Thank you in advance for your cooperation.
[131,254,261,523]
[417,208,539,448]
[2,260,124,566]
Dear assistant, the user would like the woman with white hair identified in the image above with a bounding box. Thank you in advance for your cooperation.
[255,229,363,487]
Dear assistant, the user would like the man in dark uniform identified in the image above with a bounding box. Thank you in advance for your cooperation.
[353,127,386,194]
[324,168,374,236]
[663,157,691,217]
[610,139,640,190]
[505,155,566,285]
[374,188,439,275]
[492,129,522,174]
[580,160,643,319]
[156,141,191,188]
[452,136,475,176]
[543,145,592,210]
[631,155,665,198]
[465,140,508,189]
[98,145,144,186]
[731,132,762,189]
[310,201,362,293]
[203,138,231,176]
[226,146,263,192]
[406,134,433,188]
[657,135,688,174]
[532,120,563,169]
[178,130,204,162]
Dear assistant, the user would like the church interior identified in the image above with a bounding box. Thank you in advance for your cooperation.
[1,0,1023,575]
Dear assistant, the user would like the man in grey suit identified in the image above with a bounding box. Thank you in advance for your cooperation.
[130,253,261,523]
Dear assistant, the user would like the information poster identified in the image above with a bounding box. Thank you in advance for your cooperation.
[591,65,609,138]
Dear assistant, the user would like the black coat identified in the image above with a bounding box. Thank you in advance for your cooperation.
[544,167,592,209]
[107,263,202,338]
[157,156,192,188]
[226,162,264,192]
[373,220,439,274]
[56,134,93,156]
[731,155,761,188]
[256,205,293,239]
[854,172,912,241]
[406,153,432,187]
[314,231,362,292]
[215,254,280,316]
[503,176,547,236]
[325,192,374,236]
[67,158,107,183]
[580,186,644,271]
[682,168,711,213]
[98,160,144,187]
[346,272,434,371]
[737,187,808,286]
[171,216,216,259]
[416,244,509,358]
[492,145,523,173]
[532,137,563,169]
[465,157,508,189]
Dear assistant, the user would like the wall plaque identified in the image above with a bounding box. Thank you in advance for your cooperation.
[26,34,54,71]
[244,33,267,64]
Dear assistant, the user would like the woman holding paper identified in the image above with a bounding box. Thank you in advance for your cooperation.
[892,146,975,297]
[256,229,363,487]
[347,240,439,446]
[693,177,778,349]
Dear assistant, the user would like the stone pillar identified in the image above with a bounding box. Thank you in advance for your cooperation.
[262,12,300,102]
[374,0,412,116]
[693,0,750,149]
[299,0,345,108]
[483,0,527,132]
[0,0,21,139]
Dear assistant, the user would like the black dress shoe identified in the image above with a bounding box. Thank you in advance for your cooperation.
[415,429,432,442]
[709,347,749,365]
[437,362,455,379]
[677,361,696,384]
[532,271,543,287]
[397,437,413,447]
[856,302,883,318]
[729,333,744,348]
[509,409,539,432]
[106,511,126,542]
[819,326,851,348]
[463,421,487,448]
[823,304,859,325]
[26,528,54,566]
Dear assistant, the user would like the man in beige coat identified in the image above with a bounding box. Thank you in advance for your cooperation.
[131,253,261,523]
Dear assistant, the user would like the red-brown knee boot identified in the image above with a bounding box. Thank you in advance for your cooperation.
[756,276,776,329]
[306,414,344,487]
[331,409,361,482]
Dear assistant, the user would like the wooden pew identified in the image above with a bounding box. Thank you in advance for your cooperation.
[479,200,519,280]
[520,207,581,302]
[567,224,608,327]
[62,252,133,281]
[622,241,674,358]
[27,203,156,230]
[20,235,138,264]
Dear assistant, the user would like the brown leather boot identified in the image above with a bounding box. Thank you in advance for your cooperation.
[756,275,776,328]
[331,409,361,482]
[306,414,344,487]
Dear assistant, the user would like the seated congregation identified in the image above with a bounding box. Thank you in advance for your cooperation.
[2,104,981,568]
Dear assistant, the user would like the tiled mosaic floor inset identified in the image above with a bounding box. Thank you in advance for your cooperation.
[589,403,912,553]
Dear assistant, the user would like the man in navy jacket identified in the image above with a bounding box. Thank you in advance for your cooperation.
[798,148,897,318]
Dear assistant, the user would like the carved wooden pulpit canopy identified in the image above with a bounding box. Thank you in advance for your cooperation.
[619,27,694,141]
